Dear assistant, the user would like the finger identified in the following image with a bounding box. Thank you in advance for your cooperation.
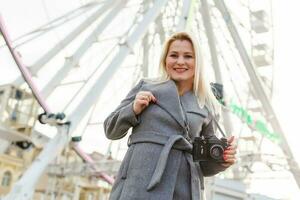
[136,92,148,99]
[139,99,149,106]
[138,91,152,98]
[223,153,235,159]
[223,153,235,161]
[225,146,234,150]
[226,145,237,153]
[221,163,231,168]
[137,94,151,102]
[150,94,157,102]
[143,95,151,102]
[136,99,149,108]
[224,149,237,155]
[224,155,236,161]
[226,147,237,154]
[224,159,236,164]
[223,152,236,162]
[135,93,144,100]
[137,93,148,99]
[227,136,235,144]
[224,153,236,160]
[221,158,236,166]
[221,161,235,167]
[141,91,157,102]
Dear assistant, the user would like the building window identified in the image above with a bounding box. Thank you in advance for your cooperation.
[1,171,12,187]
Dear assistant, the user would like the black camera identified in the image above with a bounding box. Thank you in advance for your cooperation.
[192,136,228,162]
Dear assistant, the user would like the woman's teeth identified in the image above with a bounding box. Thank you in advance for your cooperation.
[174,68,187,72]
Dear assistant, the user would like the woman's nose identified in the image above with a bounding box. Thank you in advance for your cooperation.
[177,56,185,65]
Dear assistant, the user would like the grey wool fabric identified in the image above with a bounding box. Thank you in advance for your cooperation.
[104,79,227,200]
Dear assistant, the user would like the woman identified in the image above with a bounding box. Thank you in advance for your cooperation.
[104,31,237,200]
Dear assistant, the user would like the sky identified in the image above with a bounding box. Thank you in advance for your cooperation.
[1,0,300,199]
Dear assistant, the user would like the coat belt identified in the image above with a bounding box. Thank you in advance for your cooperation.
[127,131,204,200]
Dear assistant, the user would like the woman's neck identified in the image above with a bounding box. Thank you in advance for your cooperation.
[175,81,193,96]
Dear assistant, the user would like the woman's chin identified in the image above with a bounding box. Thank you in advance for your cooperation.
[171,76,189,82]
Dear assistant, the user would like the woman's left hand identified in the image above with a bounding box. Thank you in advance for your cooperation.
[222,136,237,168]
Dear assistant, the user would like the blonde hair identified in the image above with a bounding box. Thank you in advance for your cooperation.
[158,31,221,116]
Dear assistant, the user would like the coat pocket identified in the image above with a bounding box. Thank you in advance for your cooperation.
[120,145,135,179]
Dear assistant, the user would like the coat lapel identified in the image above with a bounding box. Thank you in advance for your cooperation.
[180,91,208,118]
[142,79,186,130]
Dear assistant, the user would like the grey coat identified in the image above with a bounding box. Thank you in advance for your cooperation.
[104,79,227,200]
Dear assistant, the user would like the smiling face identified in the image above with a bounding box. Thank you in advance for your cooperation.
[165,39,195,90]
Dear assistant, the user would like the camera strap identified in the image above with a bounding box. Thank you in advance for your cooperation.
[205,106,227,138]
[211,116,227,138]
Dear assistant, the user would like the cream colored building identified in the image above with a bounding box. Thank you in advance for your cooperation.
[0,145,112,199]
[0,85,114,199]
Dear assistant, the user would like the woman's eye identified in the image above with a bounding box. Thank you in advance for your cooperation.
[185,55,193,59]
[170,54,178,58]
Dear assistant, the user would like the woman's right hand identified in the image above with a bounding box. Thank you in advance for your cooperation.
[133,91,157,115]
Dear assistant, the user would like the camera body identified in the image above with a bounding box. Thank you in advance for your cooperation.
[192,136,228,162]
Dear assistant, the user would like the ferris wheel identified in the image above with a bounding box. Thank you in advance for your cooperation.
[0,0,299,199]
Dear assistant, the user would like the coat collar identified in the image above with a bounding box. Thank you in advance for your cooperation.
[142,79,185,130]
[179,90,208,118]
[141,79,208,130]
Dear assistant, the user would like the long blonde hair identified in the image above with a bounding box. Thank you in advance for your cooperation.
[158,31,221,116]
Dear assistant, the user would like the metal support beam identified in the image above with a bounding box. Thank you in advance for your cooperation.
[0,126,32,142]
[155,14,165,45]
[11,2,97,49]
[213,0,300,188]
[67,0,169,133]
[200,0,232,135]
[142,34,149,77]
[40,0,126,98]
[176,0,192,31]
[13,0,116,85]
[142,0,151,77]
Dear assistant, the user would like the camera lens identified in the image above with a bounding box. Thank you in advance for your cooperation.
[210,144,224,160]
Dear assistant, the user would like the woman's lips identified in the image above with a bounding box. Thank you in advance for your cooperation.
[174,68,188,73]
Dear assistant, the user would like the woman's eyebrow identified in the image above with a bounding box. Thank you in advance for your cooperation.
[168,51,193,54]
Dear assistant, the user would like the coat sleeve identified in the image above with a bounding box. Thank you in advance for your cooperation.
[199,114,227,177]
[103,79,144,140]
